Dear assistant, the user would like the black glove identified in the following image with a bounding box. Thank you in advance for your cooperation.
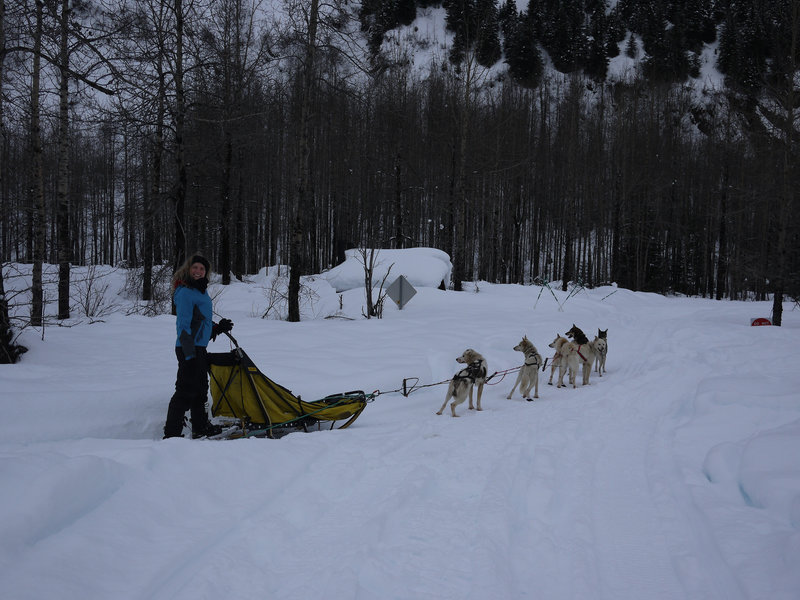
[211,318,234,341]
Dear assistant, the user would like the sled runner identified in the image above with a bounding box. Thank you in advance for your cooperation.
[206,336,369,439]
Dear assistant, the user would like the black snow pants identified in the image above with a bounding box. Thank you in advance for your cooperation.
[163,347,210,438]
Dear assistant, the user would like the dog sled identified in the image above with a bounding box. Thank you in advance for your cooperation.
[206,336,369,439]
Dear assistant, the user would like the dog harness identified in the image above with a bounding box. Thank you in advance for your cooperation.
[470,361,487,379]
[454,361,486,383]
[524,352,541,367]
[576,345,587,362]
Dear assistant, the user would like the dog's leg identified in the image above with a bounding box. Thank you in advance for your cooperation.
[519,372,530,399]
[522,374,534,401]
[475,382,483,411]
[437,386,453,415]
[467,384,475,410]
[507,371,522,399]
[533,369,539,399]
[450,392,468,417]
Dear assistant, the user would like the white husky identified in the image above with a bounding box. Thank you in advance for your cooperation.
[437,349,488,417]
[548,334,579,389]
[594,329,607,376]
[565,324,598,386]
[507,335,542,401]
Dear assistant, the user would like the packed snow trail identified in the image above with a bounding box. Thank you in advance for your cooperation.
[2,274,799,600]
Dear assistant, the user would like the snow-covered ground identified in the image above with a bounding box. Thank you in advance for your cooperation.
[1,254,798,600]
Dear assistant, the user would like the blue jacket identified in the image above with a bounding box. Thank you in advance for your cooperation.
[174,284,213,359]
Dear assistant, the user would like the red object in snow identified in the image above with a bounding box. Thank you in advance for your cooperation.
[750,317,772,326]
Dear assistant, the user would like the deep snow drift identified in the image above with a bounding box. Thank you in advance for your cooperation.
[1,255,798,600]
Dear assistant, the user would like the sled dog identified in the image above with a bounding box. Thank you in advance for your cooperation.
[507,336,542,401]
[548,334,579,389]
[594,329,608,376]
[565,323,590,345]
[437,349,488,417]
[565,324,597,386]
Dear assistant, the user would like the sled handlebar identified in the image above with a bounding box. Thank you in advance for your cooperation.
[224,330,240,348]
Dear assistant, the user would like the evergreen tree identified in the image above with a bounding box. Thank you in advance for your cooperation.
[629,1,698,82]
[475,0,502,67]
[498,0,516,34]
[539,0,588,73]
[642,19,692,82]
[625,33,638,59]
[605,3,627,57]
[717,3,767,94]
[445,0,502,67]
[679,0,717,48]
[504,7,544,88]
[360,0,420,56]
[444,0,476,64]
[396,0,418,26]
[586,0,611,81]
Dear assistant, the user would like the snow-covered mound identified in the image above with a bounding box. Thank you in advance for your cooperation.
[322,247,452,292]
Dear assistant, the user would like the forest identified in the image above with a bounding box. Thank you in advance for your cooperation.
[0,0,797,343]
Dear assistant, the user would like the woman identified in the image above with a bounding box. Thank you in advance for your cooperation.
[163,254,233,439]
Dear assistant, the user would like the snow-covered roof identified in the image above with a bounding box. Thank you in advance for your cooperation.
[321,247,452,292]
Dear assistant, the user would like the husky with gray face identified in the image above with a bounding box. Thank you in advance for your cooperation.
[594,329,608,376]
[548,334,579,389]
[507,335,542,401]
[437,348,488,417]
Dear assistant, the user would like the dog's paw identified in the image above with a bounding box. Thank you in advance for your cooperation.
[436,410,443,415]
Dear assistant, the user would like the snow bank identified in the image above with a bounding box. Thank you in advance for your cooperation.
[321,248,452,292]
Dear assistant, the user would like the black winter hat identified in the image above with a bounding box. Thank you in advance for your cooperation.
[189,254,211,273]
